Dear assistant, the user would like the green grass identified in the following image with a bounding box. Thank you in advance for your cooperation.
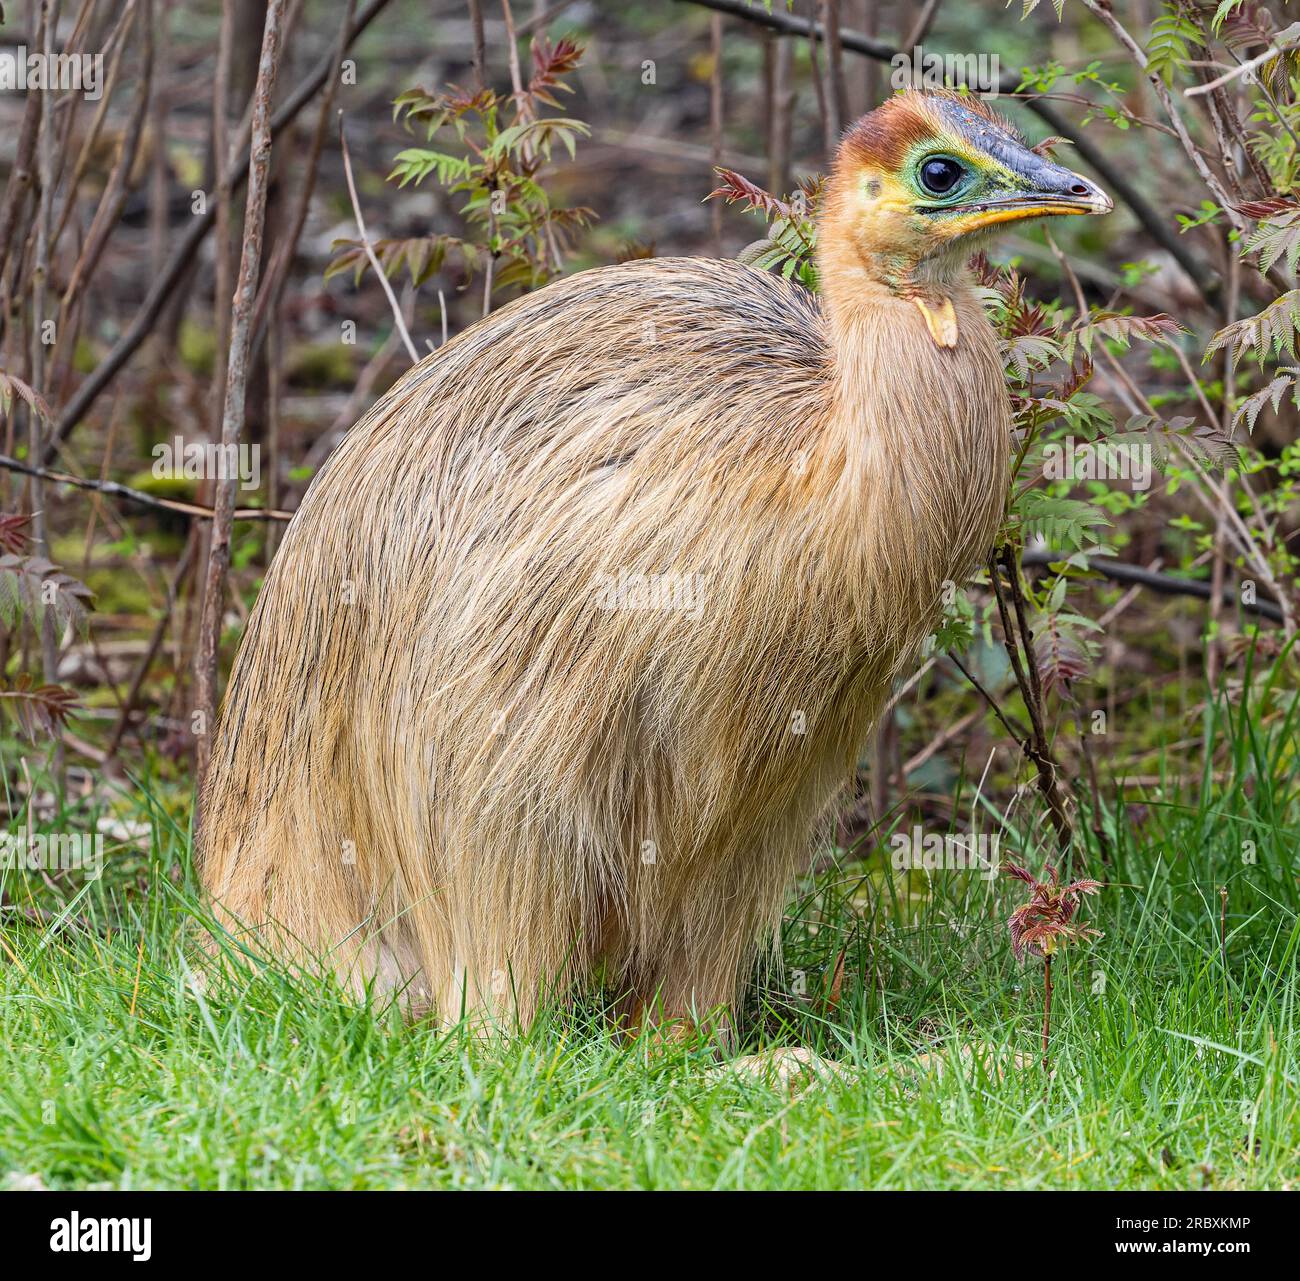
[1,671,1298,1190]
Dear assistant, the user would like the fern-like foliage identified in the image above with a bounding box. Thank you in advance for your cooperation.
[1147,6,1203,82]
[0,369,52,423]
[1239,199,1300,275]
[388,148,474,189]
[325,233,478,288]
[1115,413,1238,472]
[1233,367,1300,432]
[1003,333,1061,379]
[1033,598,1101,695]
[0,674,79,742]
[0,553,94,638]
[1017,491,1112,550]
[329,37,592,302]
[1062,310,1184,362]
[1207,290,1300,365]
[1018,0,1066,19]
[707,168,822,291]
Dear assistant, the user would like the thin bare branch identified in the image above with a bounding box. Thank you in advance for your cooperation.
[194,0,289,794]
[0,453,292,522]
[1185,36,1300,97]
[338,112,420,365]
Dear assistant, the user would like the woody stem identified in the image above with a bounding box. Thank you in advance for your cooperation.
[1041,955,1053,1076]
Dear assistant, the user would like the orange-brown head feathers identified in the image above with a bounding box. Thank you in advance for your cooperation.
[819,90,1111,335]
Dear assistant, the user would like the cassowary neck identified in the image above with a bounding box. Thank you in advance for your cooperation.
[816,235,994,484]
[811,228,1011,630]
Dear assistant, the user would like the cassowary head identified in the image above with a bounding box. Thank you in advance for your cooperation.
[821,90,1112,299]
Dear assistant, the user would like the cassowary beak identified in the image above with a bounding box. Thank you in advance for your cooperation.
[947,163,1113,230]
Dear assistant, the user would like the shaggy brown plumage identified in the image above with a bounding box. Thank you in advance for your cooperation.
[200,91,1104,1030]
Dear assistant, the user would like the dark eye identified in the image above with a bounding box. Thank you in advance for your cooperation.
[920,157,965,196]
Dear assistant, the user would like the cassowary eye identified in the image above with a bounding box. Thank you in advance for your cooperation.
[919,157,965,196]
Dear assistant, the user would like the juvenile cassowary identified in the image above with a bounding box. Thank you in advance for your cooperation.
[199,91,1110,1031]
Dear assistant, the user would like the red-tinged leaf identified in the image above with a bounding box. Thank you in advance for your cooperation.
[0,675,80,741]
[1003,859,1103,962]
[1036,613,1093,697]
[1078,311,1186,347]
[1066,879,1104,896]
[1060,352,1095,401]
[527,36,584,103]
[0,370,53,424]
[707,168,802,224]
[0,512,30,556]
[1236,196,1300,220]
[395,84,495,128]
[820,947,846,1015]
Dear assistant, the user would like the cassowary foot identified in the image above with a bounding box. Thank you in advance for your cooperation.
[713,1046,853,1093]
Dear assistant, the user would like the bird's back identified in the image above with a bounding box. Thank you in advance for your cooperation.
[300,256,832,544]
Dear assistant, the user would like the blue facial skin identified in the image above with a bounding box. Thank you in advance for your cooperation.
[923,97,1109,214]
